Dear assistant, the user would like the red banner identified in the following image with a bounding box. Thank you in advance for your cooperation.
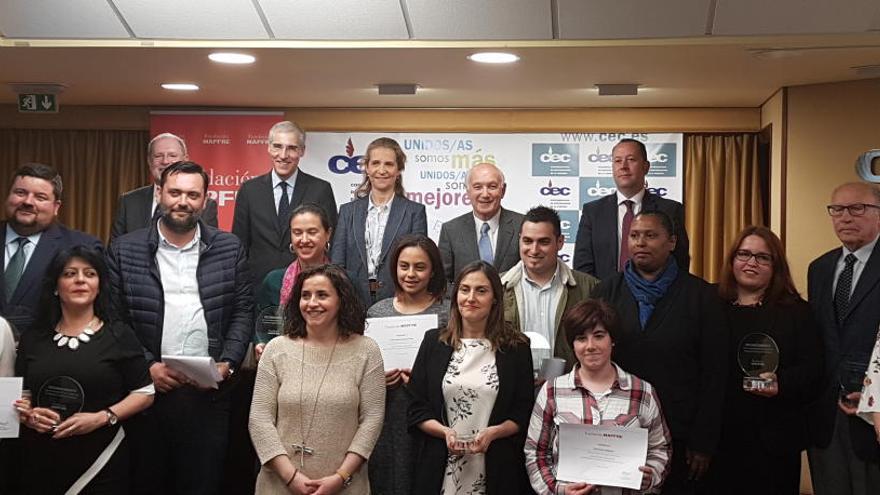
[149,112,282,231]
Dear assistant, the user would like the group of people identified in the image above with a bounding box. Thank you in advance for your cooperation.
[0,121,878,495]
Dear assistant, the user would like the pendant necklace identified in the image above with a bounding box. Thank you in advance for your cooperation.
[294,335,338,468]
[53,317,100,351]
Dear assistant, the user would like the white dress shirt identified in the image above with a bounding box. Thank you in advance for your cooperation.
[271,169,298,214]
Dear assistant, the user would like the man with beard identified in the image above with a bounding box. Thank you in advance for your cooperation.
[108,161,253,494]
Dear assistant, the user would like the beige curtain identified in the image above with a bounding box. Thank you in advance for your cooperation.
[685,133,764,282]
[0,129,149,243]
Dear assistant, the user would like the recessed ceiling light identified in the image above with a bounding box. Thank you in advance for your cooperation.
[468,52,519,64]
[208,52,256,64]
[161,83,199,91]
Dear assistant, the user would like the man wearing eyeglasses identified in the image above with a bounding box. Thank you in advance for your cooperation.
[808,182,880,495]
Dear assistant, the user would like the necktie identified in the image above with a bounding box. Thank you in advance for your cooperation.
[478,222,494,264]
[278,181,291,225]
[618,200,635,271]
[5,237,29,302]
[834,253,858,324]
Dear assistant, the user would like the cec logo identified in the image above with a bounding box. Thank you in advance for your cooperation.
[587,148,613,163]
[647,143,677,177]
[539,180,571,197]
[328,137,364,174]
[557,210,580,244]
[532,143,579,177]
[578,177,617,203]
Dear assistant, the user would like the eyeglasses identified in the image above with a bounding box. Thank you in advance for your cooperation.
[734,250,772,266]
[826,203,880,217]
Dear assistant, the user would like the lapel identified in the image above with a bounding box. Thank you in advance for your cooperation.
[9,223,62,306]
[381,196,406,259]
[284,171,310,242]
[488,344,511,424]
[134,185,154,224]
[494,209,518,265]
[844,241,880,322]
[597,195,619,266]
[0,225,6,303]
[256,174,284,245]
[642,270,684,333]
[353,197,370,271]
[460,214,480,263]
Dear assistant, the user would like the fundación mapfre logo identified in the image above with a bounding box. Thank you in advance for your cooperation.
[857,150,880,183]
[647,143,677,177]
[532,143,579,177]
[328,138,364,174]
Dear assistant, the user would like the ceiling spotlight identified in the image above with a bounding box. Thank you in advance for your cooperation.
[595,84,640,96]
[377,83,419,95]
[209,52,256,64]
[468,52,519,64]
[161,83,200,91]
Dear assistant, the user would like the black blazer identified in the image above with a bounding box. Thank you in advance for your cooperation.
[594,270,727,456]
[437,208,524,283]
[110,184,218,241]
[330,195,427,306]
[407,328,535,494]
[573,191,690,280]
[232,171,337,288]
[807,242,880,459]
[0,222,102,336]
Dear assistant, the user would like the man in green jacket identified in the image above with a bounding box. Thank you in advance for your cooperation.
[501,206,599,370]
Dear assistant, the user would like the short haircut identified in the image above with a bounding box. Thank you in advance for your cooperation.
[717,225,800,305]
[289,203,333,233]
[147,132,188,158]
[159,161,210,194]
[613,138,648,162]
[268,121,306,145]
[633,210,675,238]
[522,205,562,237]
[465,162,506,187]
[832,182,880,205]
[387,234,446,299]
[562,299,618,351]
[283,264,365,338]
[35,246,113,333]
[355,137,407,198]
[13,163,63,201]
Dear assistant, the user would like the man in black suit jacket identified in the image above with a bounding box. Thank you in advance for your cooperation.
[807,182,880,495]
[232,121,338,293]
[438,162,523,282]
[111,133,217,240]
[573,138,689,280]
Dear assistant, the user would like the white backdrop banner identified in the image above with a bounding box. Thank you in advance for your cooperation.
[298,132,683,265]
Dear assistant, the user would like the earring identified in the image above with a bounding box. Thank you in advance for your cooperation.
[53,290,58,296]
[289,243,295,254]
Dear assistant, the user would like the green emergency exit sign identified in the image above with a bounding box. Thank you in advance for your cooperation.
[18,93,58,113]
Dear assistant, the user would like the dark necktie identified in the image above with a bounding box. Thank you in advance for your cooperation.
[5,237,29,302]
[618,200,635,271]
[834,253,857,324]
[278,181,291,226]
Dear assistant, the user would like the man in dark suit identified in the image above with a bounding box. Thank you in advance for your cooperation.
[573,138,689,280]
[232,121,337,289]
[111,132,217,241]
[438,162,523,282]
[807,181,880,495]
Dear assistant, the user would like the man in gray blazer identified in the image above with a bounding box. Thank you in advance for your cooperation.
[438,162,523,282]
[111,132,217,240]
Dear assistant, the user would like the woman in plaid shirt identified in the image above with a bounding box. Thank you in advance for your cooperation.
[524,299,671,494]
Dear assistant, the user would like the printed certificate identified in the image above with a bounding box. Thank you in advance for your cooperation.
[557,423,648,490]
[365,314,438,370]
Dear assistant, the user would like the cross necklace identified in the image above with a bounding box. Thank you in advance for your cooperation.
[293,336,338,468]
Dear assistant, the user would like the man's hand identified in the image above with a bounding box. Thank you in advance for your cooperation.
[839,391,861,415]
[217,361,232,381]
[686,449,711,481]
[150,362,187,393]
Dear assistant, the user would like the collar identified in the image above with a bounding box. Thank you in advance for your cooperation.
[5,224,43,247]
[502,259,578,288]
[157,220,201,251]
[842,233,880,264]
[473,209,501,231]
[369,192,394,210]
[616,187,646,206]
[566,363,632,392]
[271,169,298,189]
[522,262,561,289]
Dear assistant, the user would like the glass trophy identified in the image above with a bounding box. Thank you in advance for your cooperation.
[737,332,780,391]
[255,305,284,344]
[37,376,85,420]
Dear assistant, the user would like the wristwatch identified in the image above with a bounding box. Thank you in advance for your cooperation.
[103,408,118,426]
[336,470,353,489]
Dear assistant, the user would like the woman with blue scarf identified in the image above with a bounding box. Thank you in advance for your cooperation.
[594,211,727,495]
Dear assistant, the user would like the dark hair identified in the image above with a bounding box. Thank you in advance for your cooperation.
[34,246,113,333]
[388,234,446,299]
[718,225,800,305]
[283,264,365,338]
[613,138,648,162]
[13,163,63,201]
[522,205,562,237]
[440,261,528,350]
[289,203,333,233]
[633,210,675,238]
[354,137,406,199]
[563,299,618,351]
[159,161,210,194]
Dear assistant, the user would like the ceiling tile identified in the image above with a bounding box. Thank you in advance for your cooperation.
[113,0,269,39]
[714,0,879,35]
[259,0,408,39]
[557,0,711,39]
[0,0,130,39]
[406,0,551,40]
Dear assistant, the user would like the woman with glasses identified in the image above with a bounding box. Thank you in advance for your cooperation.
[707,226,824,494]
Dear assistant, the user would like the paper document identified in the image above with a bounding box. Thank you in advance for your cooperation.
[365,314,437,370]
[0,377,23,439]
[557,423,648,490]
[162,355,223,389]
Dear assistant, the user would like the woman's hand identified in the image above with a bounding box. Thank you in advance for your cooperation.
[287,471,315,495]
[304,474,344,495]
[563,482,596,494]
[385,368,403,388]
[746,372,779,398]
[470,426,497,454]
[52,411,108,439]
[443,427,464,455]
[21,406,61,434]
[255,343,266,362]
[399,368,412,385]
[638,466,655,491]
